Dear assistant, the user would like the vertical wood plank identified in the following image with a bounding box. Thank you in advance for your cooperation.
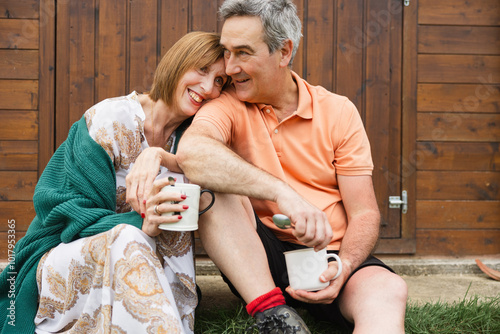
[56,0,96,146]
[304,0,335,90]
[68,0,95,129]
[191,0,218,32]
[387,0,403,236]
[291,0,305,78]
[400,0,418,250]
[129,0,157,94]
[336,0,364,108]
[160,0,188,57]
[55,0,70,147]
[95,0,126,102]
[38,0,55,173]
[364,0,400,237]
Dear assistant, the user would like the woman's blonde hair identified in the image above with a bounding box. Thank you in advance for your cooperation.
[149,31,227,105]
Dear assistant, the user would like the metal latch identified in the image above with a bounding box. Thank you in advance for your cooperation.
[389,190,407,214]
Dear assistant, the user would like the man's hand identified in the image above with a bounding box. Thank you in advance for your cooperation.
[275,188,333,250]
[285,258,354,304]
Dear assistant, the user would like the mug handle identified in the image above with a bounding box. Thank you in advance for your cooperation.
[325,253,342,280]
[199,189,215,215]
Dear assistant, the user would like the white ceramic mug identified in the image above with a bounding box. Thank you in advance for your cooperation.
[284,248,342,291]
[158,183,215,231]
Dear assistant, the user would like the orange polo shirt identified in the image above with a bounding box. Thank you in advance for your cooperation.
[193,72,373,250]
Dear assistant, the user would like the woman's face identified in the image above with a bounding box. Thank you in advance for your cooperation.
[175,58,227,117]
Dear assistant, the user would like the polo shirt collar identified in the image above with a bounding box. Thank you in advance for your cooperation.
[257,71,313,120]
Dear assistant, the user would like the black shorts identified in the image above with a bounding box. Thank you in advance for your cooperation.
[221,214,394,330]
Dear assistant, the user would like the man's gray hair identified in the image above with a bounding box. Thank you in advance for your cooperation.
[219,0,302,67]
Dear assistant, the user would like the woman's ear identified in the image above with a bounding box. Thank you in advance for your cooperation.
[279,39,293,68]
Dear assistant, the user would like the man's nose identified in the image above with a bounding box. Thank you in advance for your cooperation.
[224,54,239,76]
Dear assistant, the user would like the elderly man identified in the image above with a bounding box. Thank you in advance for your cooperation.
[177,0,408,332]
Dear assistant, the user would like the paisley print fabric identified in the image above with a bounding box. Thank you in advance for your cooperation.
[35,93,195,333]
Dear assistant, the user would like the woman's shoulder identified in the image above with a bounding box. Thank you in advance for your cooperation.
[84,91,145,131]
[84,92,146,169]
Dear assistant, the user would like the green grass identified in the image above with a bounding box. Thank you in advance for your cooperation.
[194,295,500,334]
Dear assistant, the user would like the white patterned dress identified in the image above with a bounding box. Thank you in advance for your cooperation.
[34,92,196,334]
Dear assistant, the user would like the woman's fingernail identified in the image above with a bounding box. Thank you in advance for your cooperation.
[141,213,146,218]
[181,194,187,199]
[143,200,146,204]
[178,215,182,220]
[183,205,189,209]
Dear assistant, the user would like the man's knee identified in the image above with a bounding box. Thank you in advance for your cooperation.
[384,272,408,304]
[345,266,408,302]
[199,192,255,227]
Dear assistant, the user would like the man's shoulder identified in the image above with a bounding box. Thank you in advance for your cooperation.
[304,79,349,102]
[202,86,257,116]
[293,73,350,104]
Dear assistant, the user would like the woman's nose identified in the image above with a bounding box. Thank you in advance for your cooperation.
[201,78,217,98]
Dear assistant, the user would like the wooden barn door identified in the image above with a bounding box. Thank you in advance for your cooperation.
[291,0,413,253]
[49,0,413,254]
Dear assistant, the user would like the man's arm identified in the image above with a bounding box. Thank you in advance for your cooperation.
[286,174,380,304]
[176,120,333,249]
[336,174,381,276]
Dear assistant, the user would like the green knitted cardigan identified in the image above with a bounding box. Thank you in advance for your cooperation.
[0,116,165,333]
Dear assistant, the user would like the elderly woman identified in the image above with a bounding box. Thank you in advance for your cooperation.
[0,31,228,334]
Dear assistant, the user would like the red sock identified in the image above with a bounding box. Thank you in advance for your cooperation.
[246,287,286,317]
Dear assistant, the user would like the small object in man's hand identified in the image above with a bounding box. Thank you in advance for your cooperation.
[273,214,292,229]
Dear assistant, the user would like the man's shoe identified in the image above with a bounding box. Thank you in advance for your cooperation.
[246,305,311,333]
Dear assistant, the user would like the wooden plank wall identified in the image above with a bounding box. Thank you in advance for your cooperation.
[0,0,41,258]
[415,0,500,255]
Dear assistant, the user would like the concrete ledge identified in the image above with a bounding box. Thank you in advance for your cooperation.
[382,258,500,276]
[195,258,500,276]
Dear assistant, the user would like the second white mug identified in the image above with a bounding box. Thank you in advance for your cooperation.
[284,248,342,291]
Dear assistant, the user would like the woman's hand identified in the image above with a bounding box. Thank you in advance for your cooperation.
[142,177,188,237]
[126,147,183,215]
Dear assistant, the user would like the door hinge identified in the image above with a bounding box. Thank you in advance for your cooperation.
[404,0,410,6]
[389,190,407,214]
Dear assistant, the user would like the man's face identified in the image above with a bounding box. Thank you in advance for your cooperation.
[221,16,282,104]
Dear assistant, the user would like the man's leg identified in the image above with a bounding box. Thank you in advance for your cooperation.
[337,266,408,334]
[198,192,276,303]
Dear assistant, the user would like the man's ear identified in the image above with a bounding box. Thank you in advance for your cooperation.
[279,39,293,68]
